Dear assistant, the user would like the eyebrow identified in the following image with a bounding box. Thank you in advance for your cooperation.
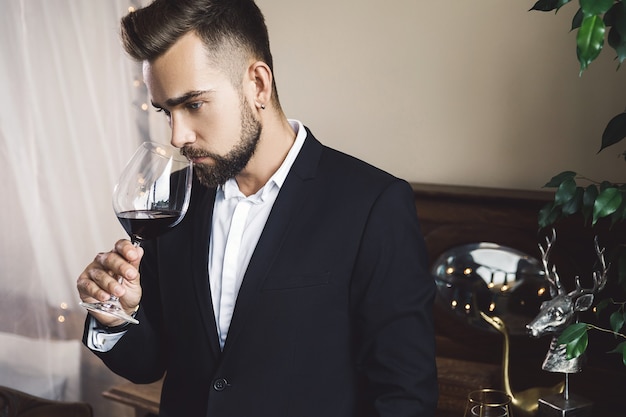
[151,90,213,109]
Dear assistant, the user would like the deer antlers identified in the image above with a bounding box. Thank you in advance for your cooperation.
[538,228,609,300]
[573,236,609,297]
[538,229,564,298]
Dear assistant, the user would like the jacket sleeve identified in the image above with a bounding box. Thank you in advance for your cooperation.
[351,179,438,417]
[81,239,167,384]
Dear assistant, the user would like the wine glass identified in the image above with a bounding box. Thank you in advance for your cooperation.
[464,389,513,417]
[80,141,192,324]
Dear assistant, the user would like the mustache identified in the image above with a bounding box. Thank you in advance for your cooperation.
[181,146,214,160]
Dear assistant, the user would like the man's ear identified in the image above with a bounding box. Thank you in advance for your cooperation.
[247,61,272,109]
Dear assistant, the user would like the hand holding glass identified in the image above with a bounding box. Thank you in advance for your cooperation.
[80,141,192,324]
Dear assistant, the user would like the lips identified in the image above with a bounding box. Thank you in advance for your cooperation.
[191,156,209,164]
[182,147,210,163]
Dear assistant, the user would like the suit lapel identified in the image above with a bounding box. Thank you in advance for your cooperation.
[222,131,323,354]
[190,180,223,358]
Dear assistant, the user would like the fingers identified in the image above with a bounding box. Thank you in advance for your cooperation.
[77,267,117,302]
[114,239,144,269]
[77,239,144,302]
[96,251,136,286]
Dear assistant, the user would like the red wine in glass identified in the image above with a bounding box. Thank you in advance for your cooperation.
[80,141,192,324]
[117,209,182,242]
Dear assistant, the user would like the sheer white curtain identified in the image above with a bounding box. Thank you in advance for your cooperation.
[0,1,149,415]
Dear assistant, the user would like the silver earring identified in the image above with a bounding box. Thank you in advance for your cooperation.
[260,104,266,110]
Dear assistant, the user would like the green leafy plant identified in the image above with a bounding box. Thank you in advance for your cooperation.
[539,172,626,364]
[530,0,626,364]
[530,0,626,156]
[539,171,626,227]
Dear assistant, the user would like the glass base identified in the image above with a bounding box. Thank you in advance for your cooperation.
[80,300,139,325]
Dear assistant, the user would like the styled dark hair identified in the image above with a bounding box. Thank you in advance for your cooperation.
[121,0,278,97]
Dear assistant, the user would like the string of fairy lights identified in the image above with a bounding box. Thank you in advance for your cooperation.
[56,2,148,330]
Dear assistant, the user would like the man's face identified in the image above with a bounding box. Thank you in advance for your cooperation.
[143,32,261,188]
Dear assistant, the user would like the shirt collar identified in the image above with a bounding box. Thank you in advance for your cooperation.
[220,119,307,202]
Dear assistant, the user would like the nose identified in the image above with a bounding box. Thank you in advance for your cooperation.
[170,115,196,149]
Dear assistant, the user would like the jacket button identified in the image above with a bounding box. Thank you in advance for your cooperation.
[213,378,229,391]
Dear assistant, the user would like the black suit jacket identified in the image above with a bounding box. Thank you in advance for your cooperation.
[86,129,438,417]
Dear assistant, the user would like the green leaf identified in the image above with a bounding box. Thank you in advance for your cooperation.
[562,186,584,215]
[580,0,614,16]
[557,322,589,359]
[593,187,623,224]
[559,322,588,343]
[555,178,577,206]
[604,4,618,26]
[608,1,626,36]
[530,0,560,12]
[556,0,572,12]
[572,8,584,30]
[538,202,562,228]
[600,180,615,191]
[610,190,626,226]
[610,311,626,334]
[607,27,626,67]
[608,341,626,365]
[601,112,626,152]
[605,3,625,31]
[577,15,606,73]
[582,185,599,223]
[544,171,577,188]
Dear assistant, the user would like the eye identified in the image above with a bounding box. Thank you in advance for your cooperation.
[187,101,203,111]
[548,308,563,320]
[155,107,171,117]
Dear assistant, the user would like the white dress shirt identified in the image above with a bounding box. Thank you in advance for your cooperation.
[88,119,307,352]
[210,119,305,348]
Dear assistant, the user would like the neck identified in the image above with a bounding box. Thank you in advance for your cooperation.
[235,115,296,196]
[541,336,584,373]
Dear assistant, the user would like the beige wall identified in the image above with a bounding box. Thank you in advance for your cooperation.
[253,0,626,191]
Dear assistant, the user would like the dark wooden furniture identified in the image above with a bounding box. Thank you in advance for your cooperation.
[412,182,626,417]
[0,385,92,417]
[102,379,161,417]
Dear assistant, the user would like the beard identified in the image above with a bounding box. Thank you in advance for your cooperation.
[182,97,261,188]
